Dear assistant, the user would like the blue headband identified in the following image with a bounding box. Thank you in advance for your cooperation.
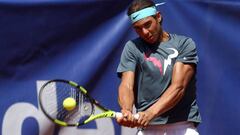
[129,6,157,24]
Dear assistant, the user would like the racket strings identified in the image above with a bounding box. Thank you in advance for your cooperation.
[40,81,94,125]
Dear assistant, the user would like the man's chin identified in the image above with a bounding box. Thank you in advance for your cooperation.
[140,36,158,44]
[145,39,158,45]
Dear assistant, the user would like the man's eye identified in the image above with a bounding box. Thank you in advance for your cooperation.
[134,27,141,31]
[144,22,151,28]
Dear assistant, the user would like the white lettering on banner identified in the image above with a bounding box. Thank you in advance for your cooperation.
[2,103,55,135]
[2,81,54,135]
[1,80,116,135]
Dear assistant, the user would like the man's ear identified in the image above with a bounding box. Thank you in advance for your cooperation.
[156,12,162,23]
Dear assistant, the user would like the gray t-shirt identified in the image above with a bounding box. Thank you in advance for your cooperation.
[117,34,201,125]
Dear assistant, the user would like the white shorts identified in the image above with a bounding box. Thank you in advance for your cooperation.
[137,121,199,135]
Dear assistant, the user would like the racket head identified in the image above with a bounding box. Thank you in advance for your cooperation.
[39,79,94,126]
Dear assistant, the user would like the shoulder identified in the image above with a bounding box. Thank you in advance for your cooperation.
[125,37,145,51]
[127,37,144,46]
[171,34,194,43]
[170,34,196,48]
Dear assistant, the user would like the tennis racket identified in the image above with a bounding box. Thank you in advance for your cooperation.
[39,79,138,127]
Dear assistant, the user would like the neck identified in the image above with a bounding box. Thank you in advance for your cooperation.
[161,31,169,42]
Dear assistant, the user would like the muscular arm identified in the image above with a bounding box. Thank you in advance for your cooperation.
[137,62,196,126]
[118,71,135,112]
[117,71,136,127]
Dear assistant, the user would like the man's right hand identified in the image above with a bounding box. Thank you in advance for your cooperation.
[116,109,137,128]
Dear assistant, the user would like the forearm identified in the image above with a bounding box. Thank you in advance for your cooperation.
[146,84,185,117]
[136,84,186,127]
[118,71,135,112]
[145,62,195,118]
[118,83,135,112]
[116,71,137,128]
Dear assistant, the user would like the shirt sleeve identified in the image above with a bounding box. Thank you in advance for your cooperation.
[117,41,138,77]
[176,38,199,65]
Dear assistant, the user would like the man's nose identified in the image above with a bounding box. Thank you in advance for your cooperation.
[142,28,149,35]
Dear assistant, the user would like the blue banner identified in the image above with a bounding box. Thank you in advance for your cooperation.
[0,0,240,135]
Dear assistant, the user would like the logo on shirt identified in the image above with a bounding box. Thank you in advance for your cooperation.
[144,51,163,75]
[144,48,178,76]
[163,48,178,74]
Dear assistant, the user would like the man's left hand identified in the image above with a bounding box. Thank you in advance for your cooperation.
[136,110,155,128]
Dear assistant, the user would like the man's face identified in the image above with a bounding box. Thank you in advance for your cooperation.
[133,13,162,44]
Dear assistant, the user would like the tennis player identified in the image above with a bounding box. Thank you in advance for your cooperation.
[116,0,201,135]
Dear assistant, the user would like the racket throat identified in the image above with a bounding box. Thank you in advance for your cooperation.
[83,111,116,124]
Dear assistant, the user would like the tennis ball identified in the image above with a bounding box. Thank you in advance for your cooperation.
[63,97,76,111]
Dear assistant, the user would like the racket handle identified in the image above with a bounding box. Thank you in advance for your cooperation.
[134,113,139,119]
[115,112,139,119]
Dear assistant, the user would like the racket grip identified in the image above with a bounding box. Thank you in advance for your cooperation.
[115,112,139,119]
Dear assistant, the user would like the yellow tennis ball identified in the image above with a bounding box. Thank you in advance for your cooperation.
[63,97,76,111]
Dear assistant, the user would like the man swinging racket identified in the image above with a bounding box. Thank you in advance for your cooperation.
[116,0,201,135]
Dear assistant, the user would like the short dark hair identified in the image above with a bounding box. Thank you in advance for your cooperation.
[127,0,155,16]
